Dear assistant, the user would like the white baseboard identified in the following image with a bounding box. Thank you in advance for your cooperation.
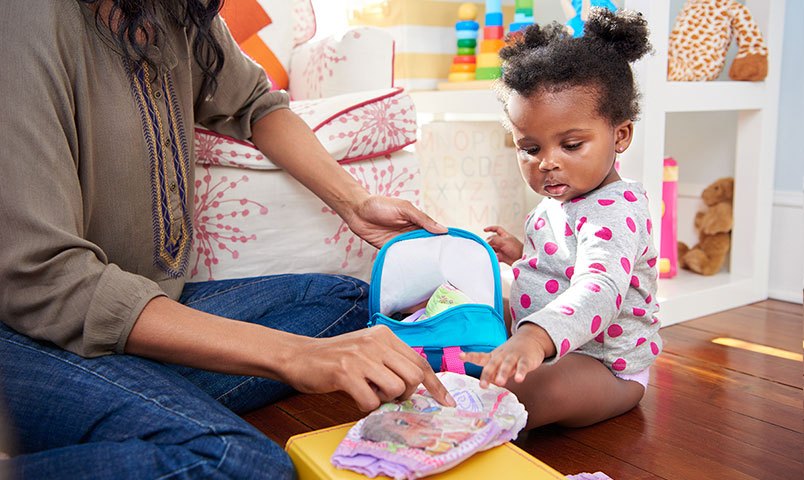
[768,190,803,304]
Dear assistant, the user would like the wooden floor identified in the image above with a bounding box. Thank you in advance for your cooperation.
[244,300,803,479]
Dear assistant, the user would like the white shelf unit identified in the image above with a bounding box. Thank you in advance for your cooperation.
[410,0,785,326]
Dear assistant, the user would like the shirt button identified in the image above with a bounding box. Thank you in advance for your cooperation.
[154,90,163,99]
[163,137,170,147]
[169,181,177,192]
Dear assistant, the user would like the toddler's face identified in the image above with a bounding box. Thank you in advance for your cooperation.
[506,86,631,202]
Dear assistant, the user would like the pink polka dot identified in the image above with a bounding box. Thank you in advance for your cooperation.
[585,282,601,292]
[591,315,602,333]
[607,324,623,338]
[577,217,587,231]
[512,267,520,280]
[595,227,613,241]
[565,222,573,236]
[650,342,660,355]
[624,190,638,202]
[646,218,652,234]
[589,263,607,273]
[528,258,538,269]
[559,338,571,356]
[636,337,647,346]
[612,358,627,371]
[571,196,586,203]
[565,266,575,279]
[616,294,622,309]
[559,305,575,315]
[641,246,649,256]
[645,294,652,304]
[626,217,636,233]
[630,275,640,288]
[633,307,646,317]
[598,199,615,206]
[647,257,657,268]
[594,332,605,343]
[545,279,559,294]
[621,257,631,273]
[534,217,546,230]
[544,242,558,255]
[510,306,517,322]
[520,294,531,309]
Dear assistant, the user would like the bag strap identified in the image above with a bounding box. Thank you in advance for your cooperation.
[441,346,466,375]
[411,346,466,375]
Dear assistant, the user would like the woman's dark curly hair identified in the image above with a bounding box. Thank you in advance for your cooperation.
[78,0,224,99]
[498,8,652,125]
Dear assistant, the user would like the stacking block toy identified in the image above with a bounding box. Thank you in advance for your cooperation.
[659,157,679,279]
[475,0,504,80]
[448,3,480,82]
[510,0,535,35]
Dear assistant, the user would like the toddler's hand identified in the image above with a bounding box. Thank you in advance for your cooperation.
[460,323,553,388]
[483,226,524,265]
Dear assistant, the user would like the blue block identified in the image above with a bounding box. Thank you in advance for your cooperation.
[485,12,503,26]
[486,0,502,13]
[456,30,478,40]
[455,20,479,31]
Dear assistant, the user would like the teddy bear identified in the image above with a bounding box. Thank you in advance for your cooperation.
[668,0,768,82]
[677,177,734,276]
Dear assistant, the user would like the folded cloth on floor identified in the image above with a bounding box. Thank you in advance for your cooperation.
[331,372,527,479]
[567,472,614,479]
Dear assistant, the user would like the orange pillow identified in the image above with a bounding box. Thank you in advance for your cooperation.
[220,0,316,90]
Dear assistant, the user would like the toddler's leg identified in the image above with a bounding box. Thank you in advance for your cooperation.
[505,353,645,429]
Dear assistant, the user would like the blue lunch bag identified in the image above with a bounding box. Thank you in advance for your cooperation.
[368,228,508,377]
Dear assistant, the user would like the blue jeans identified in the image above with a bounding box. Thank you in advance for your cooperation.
[0,273,369,479]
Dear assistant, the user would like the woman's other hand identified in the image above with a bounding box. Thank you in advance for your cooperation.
[345,195,447,249]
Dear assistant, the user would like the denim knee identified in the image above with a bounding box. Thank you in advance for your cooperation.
[210,430,295,480]
[304,274,368,304]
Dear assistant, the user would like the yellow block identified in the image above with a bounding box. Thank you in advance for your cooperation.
[286,422,566,480]
[448,72,478,82]
[476,52,502,68]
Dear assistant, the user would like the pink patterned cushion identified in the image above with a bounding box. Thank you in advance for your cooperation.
[188,150,421,282]
[194,87,416,167]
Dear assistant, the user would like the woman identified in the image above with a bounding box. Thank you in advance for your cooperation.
[0,0,453,478]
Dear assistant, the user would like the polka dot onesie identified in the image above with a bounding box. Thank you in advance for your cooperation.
[510,180,663,375]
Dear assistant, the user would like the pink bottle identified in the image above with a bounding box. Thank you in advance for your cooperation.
[659,157,678,279]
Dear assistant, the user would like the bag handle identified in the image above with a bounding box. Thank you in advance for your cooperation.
[411,346,466,375]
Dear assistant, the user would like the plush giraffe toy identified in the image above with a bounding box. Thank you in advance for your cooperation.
[668,0,768,81]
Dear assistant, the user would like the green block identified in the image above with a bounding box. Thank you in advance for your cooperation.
[474,67,502,80]
[515,0,533,9]
[457,47,475,55]
[516,8,533,15]
[457,38,477,48]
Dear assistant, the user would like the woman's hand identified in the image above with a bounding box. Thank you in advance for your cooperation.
[483,225,524,265]
[460,323,555,388]
[282,325,456,412]
[345,195,447,249]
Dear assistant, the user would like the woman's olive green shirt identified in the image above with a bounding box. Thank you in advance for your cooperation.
[0,1,289,357]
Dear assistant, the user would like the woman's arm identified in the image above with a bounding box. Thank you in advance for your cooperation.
[249,108,447,248]
[126,296,454,411]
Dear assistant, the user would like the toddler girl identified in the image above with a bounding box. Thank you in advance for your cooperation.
[461,9,662,430]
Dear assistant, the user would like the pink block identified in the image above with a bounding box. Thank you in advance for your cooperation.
[660,157,678,279]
